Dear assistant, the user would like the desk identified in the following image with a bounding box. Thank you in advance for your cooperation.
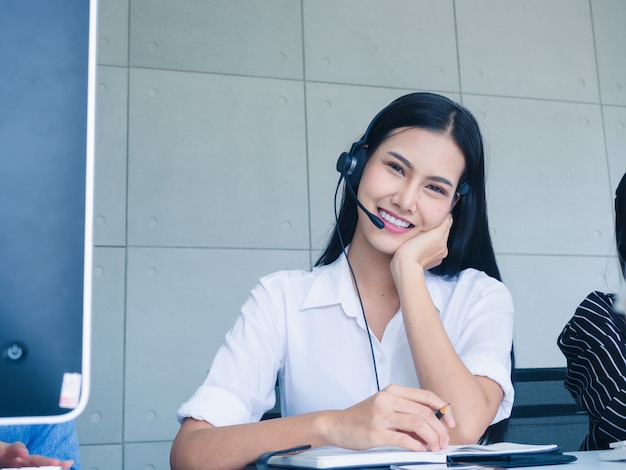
[515,450,624,468]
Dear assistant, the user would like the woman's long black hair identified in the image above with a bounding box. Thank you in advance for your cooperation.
[316,92,510,443]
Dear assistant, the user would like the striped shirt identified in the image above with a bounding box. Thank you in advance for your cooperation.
[557,291,626,450]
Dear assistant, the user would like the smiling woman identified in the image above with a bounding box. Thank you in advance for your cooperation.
[170,93,514,470]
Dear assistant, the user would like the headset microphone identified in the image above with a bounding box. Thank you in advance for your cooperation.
[342,175,385,229]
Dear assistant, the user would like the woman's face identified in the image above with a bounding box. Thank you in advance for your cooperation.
[354,127,466,256]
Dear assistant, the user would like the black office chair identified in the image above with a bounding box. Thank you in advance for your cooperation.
[261,381,282,420]
[505,367,589,451]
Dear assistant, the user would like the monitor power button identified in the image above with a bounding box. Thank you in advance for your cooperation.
[3,342,27,362]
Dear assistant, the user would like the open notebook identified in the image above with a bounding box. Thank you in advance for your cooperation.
[257,442,575,469]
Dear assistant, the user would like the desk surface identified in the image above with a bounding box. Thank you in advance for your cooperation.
[522,450,625,469]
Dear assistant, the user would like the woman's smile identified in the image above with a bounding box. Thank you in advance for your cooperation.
[378,208,414,233]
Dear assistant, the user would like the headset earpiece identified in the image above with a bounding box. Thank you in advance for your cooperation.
[336,147,367,187]
[457,181,470,196]
[336,101,393,188]
[336,152,354,178]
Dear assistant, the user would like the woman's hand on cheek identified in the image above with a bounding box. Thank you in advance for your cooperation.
[392,214,453,276]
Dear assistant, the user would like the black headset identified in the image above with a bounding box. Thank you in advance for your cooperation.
[335,105,385,189]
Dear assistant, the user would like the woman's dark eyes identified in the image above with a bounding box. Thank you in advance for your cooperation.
[386,162,404,174]
[426,184,446,195]
[384,163,449,196]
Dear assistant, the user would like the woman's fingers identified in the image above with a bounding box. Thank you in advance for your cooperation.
[393,214,453,271]
[0,441,71,469]
[373,385,455,451]
[333,385,456,452]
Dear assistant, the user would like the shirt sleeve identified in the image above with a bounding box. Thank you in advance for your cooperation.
[440,270,515,425]
[177,274,287,426]
[558,291,626,449]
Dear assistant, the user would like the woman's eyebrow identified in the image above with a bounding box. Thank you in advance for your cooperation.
[388,151,454,188]
[429,175,454,188]
[388,151,413,169]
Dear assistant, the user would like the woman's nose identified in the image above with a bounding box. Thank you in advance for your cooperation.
[391,183,418,213]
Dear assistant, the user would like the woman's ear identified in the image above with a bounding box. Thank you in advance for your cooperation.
[451,194,461,211]
[450,181,469,210]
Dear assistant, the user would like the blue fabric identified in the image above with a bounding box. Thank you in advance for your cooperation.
[0,421,81,469]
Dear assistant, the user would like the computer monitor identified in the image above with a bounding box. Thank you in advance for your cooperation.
[0,0,97,424]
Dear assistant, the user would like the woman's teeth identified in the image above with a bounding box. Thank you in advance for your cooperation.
[379,210,412,228]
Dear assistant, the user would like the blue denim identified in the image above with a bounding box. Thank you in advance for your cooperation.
[0,421,81,469]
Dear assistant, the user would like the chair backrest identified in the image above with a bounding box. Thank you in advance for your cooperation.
[506,367,588,451]
[261,381,281,420]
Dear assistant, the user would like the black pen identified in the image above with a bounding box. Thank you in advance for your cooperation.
[435,403,450,420]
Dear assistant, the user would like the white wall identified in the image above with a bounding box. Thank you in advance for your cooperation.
[81,0,626,468]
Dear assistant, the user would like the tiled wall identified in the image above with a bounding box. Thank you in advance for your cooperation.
[81,0,626,468]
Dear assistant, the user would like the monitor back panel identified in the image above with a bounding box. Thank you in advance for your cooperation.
[0,0,95,424]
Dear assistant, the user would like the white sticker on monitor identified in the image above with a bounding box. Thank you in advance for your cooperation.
[59,372,82,409]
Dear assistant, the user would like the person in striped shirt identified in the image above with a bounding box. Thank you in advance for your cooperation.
[557,172,626,450]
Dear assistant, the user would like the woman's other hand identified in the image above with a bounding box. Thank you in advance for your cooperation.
[327,384,456,452]
[0,440,73,469]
